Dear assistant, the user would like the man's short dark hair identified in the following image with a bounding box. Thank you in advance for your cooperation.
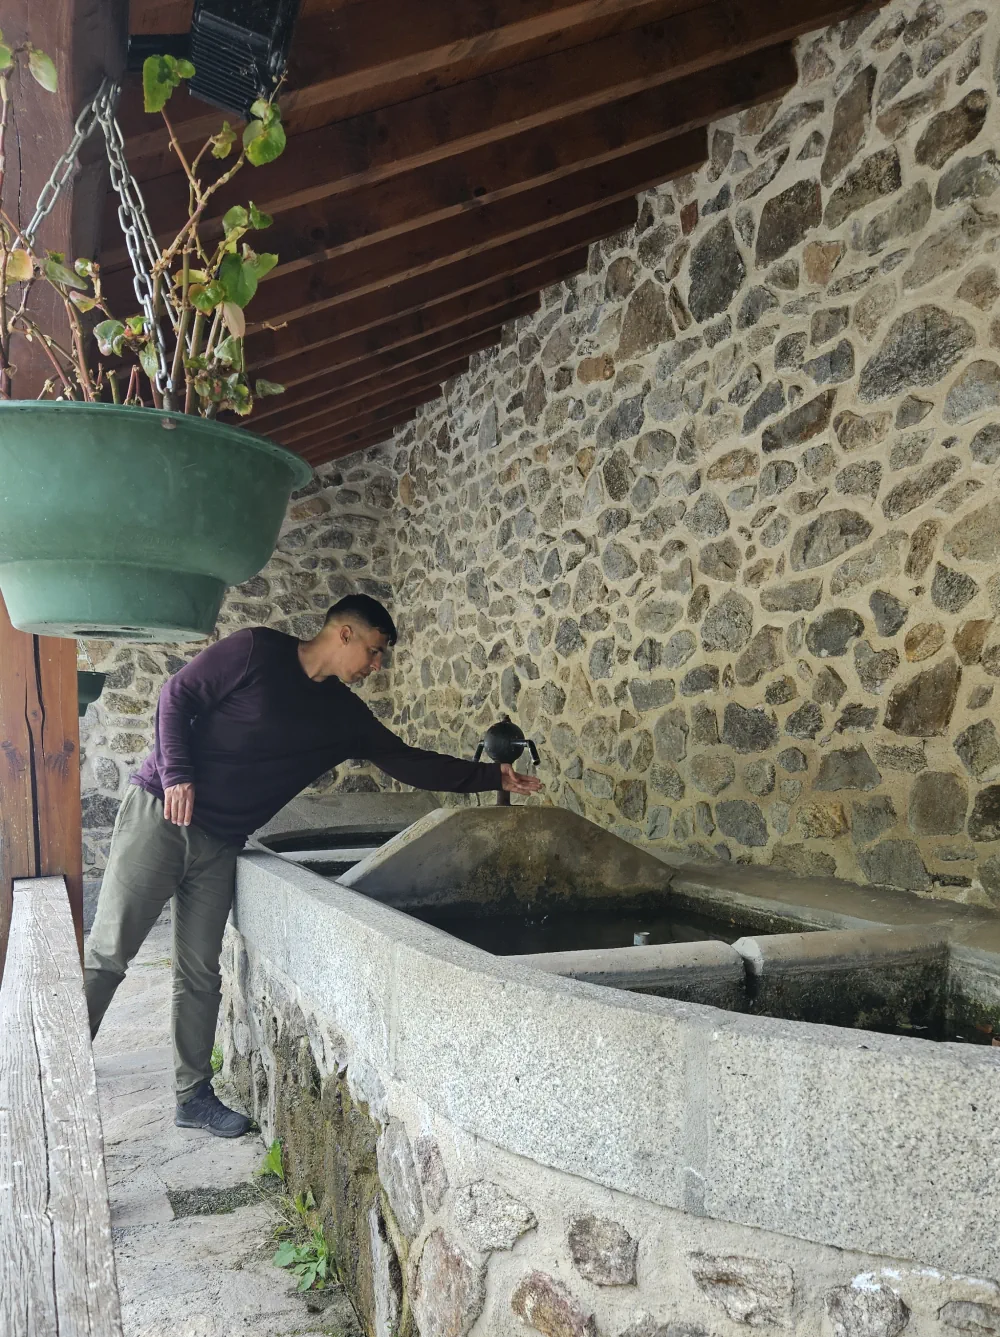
[325,594,397,645]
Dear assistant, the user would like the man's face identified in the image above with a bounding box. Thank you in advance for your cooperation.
[337,621,389,684]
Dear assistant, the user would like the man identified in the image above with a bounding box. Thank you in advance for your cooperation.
[84,594,541,1136]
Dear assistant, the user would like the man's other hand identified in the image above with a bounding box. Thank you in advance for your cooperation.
[500,764,543,795]
[163,782,195,826]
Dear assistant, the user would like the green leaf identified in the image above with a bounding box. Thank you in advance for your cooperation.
[43,256,87,290]
[255,378,284,398]
[27,48,57,93]
[273,1242,298,1268]
[175,57,196,79]
[73,257,94,277]
[257,1138,285,1181]
[214,335,241,366]
[245,118,286,166]
[222,205,249,236]
[69,292,97,312]
[139,341,160,379]
[94,319,125,357]
[189,280,224,313]
[0,44,14,71]
[218,252,257,307]
[248,251,278,280]
[143,55,181,114]
[125,314,147,335]
[248,202,273,230]
[210,122,237,160]
[5,249,33,283]
[249,98,270,120]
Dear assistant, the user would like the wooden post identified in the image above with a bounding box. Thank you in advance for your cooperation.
[0,597,82,976]
[0,0,126,978]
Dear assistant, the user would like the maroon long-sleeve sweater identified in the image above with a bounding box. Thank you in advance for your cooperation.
[132,626,502,841]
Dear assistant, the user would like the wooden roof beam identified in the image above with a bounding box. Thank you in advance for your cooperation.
[251,315,526,432]
[244,204,631,360]
[247,248,587,376]
[275,358,475,444]
[102,44,793,275]
[300,412,421,467]
[278,385,449,453]
[123,0,870,226]
[117,0,800,167]
[221,133,707,328]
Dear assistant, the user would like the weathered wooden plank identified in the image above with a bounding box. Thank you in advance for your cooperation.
[0,876,123,1337]
[278,387,447,453]
[278,376,464,447]
[227,133,706,327]
[114,0,733,165]
[300,412,421,466]
[103,45,789,275]
[277,361,471,444]
[247,249,585,378]
[250,296,538,423]
[0,596,82,978]
[243,204,629,355]
[124,0,861,231]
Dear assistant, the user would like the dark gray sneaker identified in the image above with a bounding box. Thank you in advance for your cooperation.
[175,1080,252,1137]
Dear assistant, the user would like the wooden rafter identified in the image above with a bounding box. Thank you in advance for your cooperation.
[104,0,886,465]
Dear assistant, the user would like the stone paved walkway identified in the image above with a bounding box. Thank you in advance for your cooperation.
[91,919,362,1337]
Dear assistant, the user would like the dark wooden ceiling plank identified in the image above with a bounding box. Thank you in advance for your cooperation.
[102,45,789,274]
[101,134,691,319]
[237,132,705,325]
[299,412,419,466]
[115,0,723,166]
[250,310,524,425]
[125,0,857,220]
[278,384,447,451]
[274,359,473,442]
[251,296,539,415]
[247,247,588,374]
[250,307,532,433]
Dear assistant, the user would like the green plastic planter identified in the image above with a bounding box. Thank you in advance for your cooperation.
[0,403,312,641]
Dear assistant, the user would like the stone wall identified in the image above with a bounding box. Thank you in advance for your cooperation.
[82,0,1000,912]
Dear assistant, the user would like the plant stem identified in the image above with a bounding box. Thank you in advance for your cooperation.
[108,369,120,404]
[64,296,95,401]
[185,309,206,413]
[168,248,190,402]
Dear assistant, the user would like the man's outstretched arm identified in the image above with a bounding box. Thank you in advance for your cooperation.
[356,713,542,795]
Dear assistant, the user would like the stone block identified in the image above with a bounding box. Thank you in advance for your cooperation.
[512,1272,598,1337]
[453,1180,536,1253]
[412,1229,486,1337]
[568,1215,638,1286]
[376,1118,424,1240]
[689,1252,794,1327]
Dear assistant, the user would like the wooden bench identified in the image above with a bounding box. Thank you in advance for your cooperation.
[0,876,123,1337]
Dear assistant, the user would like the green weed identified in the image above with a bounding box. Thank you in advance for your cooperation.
[210,1043,223,1074]
[257,1137,285,1182]
[274,1226,330,1291]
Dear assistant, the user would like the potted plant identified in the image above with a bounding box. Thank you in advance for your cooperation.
[0,42,312,641]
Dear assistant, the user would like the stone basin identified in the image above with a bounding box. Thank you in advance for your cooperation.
[223,803,1000,1335]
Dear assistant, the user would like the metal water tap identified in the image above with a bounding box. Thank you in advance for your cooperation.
[474,715,540,806]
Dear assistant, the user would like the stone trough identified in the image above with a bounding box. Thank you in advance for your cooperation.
[223,803,1000,1337]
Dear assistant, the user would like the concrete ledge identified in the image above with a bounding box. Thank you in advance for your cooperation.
[509,938,746,1008]
[232,846,1000,1275]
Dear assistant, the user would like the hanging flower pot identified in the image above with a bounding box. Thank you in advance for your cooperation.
[77,670,107,715]
[0,403,311,640]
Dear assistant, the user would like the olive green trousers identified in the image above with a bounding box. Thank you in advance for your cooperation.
[83,784,240,1101]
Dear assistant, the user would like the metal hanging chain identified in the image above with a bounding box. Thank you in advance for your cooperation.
[23,84,107,247]
[24,77,176,397]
